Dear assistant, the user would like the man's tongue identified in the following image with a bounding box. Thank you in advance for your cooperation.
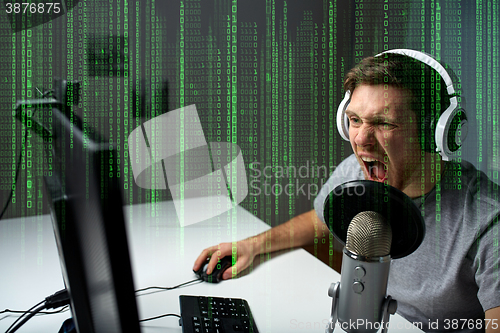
[369,161,387,181]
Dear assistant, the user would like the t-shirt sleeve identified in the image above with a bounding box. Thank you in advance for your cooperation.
[470,178,500,312]
[313,154,363,223]
[474,216,500,311]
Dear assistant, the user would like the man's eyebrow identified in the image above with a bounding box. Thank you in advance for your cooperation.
[345,110,399,123]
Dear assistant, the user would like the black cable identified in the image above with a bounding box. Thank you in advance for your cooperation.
[134,279,199,324]
[0,306,69,316]
[3,300,44,333]
[135,278,202,294]
[3,279,196,331]
[4,289,69,333]
[6,303,46,333]
[139,313,181,323]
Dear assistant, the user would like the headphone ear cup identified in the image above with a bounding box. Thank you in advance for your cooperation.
[422,102,468,157]
[336,91,351,141]
[435,96,467,161]
[446,109,468,152]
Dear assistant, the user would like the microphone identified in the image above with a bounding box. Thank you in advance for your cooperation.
[326,211,397,333]
[323,180,425,333]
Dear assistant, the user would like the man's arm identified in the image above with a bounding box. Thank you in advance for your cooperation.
[192,209,330,280]
[485,306,500,333]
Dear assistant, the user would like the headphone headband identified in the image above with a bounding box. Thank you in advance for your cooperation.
[375,49,456,95]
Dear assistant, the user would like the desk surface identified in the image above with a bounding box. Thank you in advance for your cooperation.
[0,201,421,332]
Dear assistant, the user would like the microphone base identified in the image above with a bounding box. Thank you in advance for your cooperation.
[326,282,397,333]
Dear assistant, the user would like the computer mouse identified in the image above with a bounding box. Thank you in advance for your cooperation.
[194,256,233,283]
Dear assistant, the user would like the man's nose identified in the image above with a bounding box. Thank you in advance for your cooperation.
[353,124,375,147]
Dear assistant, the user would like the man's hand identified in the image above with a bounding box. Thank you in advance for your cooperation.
[192,210,330,281]
[192,238,257,280]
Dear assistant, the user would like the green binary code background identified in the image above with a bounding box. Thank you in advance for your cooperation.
[0,0,498,227]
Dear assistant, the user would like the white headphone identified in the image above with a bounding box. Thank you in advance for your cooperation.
[336,49,468,161]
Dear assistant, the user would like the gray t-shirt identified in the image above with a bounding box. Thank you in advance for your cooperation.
[314,154,500,332]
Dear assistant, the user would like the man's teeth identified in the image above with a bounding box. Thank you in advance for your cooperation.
[361,156,377,162]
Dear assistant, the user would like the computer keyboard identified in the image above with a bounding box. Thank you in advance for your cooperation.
[179,295,259,333]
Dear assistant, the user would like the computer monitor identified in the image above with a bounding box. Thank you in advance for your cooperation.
[17,101,141,332]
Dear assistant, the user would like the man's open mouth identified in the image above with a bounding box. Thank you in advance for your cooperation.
[360,156,387,182]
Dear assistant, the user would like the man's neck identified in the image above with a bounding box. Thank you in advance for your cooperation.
[404,154,447,199]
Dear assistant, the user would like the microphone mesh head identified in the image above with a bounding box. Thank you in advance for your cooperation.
[346,211,392,257]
